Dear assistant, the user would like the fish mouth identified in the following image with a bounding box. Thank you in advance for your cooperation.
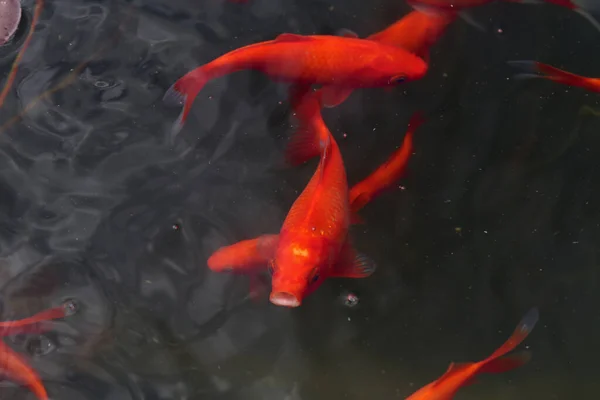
[270,292,301,308]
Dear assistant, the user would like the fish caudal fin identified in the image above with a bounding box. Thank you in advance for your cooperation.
[484,307,539,362]
[574,8,600,33]
[285,86,329,165]
[285,125,322,166]
[479,351,532,374]
[508,60,585,86]
[458,11,486,32]
[163,67,209,137]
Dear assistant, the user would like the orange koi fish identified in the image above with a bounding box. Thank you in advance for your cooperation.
[321,11,454,108]
[407,307,539,400]
[0,301,76,400]
[348,112,424,222]
[509,60,600,93]
[268,89,376,307]
[163,33,427,134]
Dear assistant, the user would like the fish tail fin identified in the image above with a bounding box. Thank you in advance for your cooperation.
[484,308,539,363]
[574,8,600,32]
[458,11,486,32]
[508,60,585,86]
[163,67,209,137]
[479,351,532,374]
[285,86,329,165]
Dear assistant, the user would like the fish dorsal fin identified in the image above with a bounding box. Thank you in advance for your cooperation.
[432,362,473,388]
[335,28,359,39]
[275,33,313,43]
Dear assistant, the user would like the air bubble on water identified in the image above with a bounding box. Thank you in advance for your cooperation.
[94,80,109,88]
[61,298,78,316]
[341,292,359,308]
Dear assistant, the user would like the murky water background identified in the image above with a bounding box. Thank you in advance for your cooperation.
[0,0,599,398]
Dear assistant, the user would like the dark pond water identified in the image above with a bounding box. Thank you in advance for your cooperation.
[0,0,599,399]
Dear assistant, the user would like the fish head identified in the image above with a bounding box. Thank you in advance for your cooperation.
[375,48,428,86]
[268,242,326,307]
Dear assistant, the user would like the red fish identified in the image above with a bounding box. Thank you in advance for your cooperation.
[268,89,376,307]
[509,60,600,93]
[406,307,539,400]
[0,301,76,400]
[321,11,454,108]
[348,112,424,222]
[163,33,427,134]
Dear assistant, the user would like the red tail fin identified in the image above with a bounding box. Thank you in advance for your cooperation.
[163,67,208,137]
[484,308,539,362]
[508,60,594,90]
[479,351,532,374]
[285,87,329,165]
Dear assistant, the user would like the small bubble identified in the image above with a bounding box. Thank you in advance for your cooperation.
[341,292,359,308]
[94,81,109,88]
[61,299,78,316]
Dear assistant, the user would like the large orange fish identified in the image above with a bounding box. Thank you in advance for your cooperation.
[406,307,539,400]
[348,112,424,222]
[269,89,376,307]
[509,60,600,93]
[0,301,76,400]
[163,33,427,134]
[208,103,421,283]
[320,10,454,108]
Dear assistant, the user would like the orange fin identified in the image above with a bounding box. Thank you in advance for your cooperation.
[335,28,359,39]
[485,307,539,361]
[275,33,313,43]
[331,244,376,278]
[349,191,371,215]
[479,351,532,374]
[320,85,354,108]
[163,68,208,138]
[286,86,328,165]
[285,125,321,165]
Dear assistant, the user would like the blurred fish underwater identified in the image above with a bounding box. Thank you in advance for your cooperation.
[0,0,598,399]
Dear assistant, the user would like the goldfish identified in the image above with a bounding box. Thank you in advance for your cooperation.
[320,11,454,108]
[509,60,600,93]
[163,33,427,134]
[406,307,539,400]
[208,89,376,307]
[269,88,377,307]
[348,112,424,222]
[0,300,76,400]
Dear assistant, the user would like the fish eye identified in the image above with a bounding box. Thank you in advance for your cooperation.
[390,75,407,84]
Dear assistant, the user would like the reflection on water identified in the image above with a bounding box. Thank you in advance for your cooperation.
[0,0,598,399]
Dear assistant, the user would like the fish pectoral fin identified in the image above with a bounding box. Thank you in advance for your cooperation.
[275,33,314,43]
[335,28,359,39]
[256,234,280,259]
[320,85,354,108]
[330,247,376,278]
